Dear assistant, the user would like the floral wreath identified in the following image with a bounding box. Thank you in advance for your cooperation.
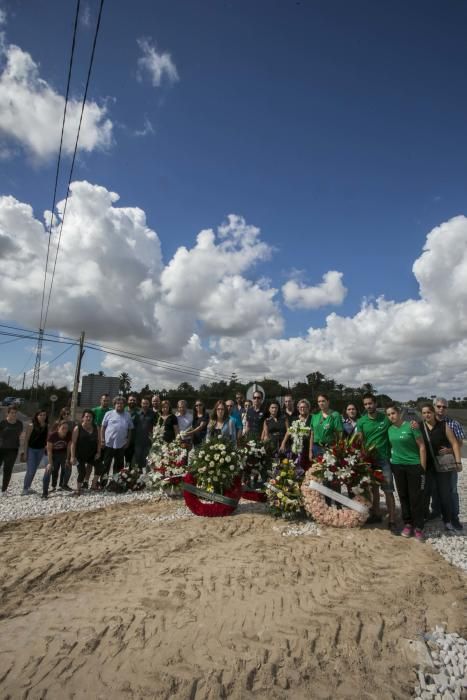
[301,438,382,528]
[183,436,243,516]
[266,457,305,519]
[183,473,242,517]
[288,419,311,455]
[238,436,273,502]
[104,466,146,493]
[146,435,188,496]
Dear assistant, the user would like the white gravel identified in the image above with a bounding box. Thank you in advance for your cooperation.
[413,625,467,700]
[273,521,321,537]
[422,461,467,574]
[0,468,160,523]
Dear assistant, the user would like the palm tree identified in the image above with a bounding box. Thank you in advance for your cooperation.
[119,372,132,396]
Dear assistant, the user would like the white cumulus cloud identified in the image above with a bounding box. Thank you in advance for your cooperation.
[0,31,112,160]
[1,180,467,398]
[136,37,179,87]
[0,182,281,371]
[282,270,347,309]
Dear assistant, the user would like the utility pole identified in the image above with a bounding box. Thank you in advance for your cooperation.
[70,332,85,421]
[22,373,26,390]
[31,328,44,399]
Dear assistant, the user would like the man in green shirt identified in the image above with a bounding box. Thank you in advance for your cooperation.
[356,393,396,532]
[92,394,111,426]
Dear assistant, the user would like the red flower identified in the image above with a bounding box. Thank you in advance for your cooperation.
[183,473,242,517]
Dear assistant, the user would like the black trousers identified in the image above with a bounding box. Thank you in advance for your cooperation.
[103,447,125,475]
[424,468,453,524]
[124,441,135,467]
[0,448,17,492]
[391,463,425,530]
[75,459,97,484]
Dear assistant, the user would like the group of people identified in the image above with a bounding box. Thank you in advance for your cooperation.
[0,390,464,539]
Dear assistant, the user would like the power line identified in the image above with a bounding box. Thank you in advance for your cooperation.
[0,337,23,346]
[33,0,82,393]
[84,339,237,381]
[0,324,243,383]
[0,323,238,382]
[38,0,82,333]
[43,0,105,330]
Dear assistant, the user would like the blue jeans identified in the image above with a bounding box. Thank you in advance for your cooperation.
[430,470,459,521]
[43,453,71,495]
[23,448,46,490]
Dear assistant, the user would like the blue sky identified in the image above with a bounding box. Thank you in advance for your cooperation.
[1,0,467,397]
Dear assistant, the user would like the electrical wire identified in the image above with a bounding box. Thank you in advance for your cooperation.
[43,0,105,330]
[0,325,243,383]
[38,0,81,333]
[0,323,238,382]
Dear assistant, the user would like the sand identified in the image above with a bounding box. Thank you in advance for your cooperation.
[0,499,466,699]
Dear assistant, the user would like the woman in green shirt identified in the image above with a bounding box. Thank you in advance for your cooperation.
[386,404,427,541]
[308,394,343,460]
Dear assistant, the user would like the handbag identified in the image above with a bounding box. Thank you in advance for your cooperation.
[422,422,460,473]
[437,453,462,473]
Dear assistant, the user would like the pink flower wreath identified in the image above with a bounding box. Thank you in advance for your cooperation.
[301,476,370,528]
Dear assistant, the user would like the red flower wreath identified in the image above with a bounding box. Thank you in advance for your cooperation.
[241,487,267,502]
[183,473,243,517]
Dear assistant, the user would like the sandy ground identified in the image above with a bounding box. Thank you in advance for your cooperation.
[0,499,466,700]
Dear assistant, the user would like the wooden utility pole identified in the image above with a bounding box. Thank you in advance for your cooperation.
[22,372,26,390]
[70,332,85,421]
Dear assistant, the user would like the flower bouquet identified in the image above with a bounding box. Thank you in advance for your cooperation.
[238,436,274,502]
[183,436,243,517]
[265,457,305,519]
[301,437,383,527]
[104,466,146,493]
[146,435,188,496]
[288,419,312,455]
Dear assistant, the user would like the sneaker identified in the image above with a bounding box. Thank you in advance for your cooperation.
[445,523,455,533]
[388,522,398,535]
[401,525,413,538]
[21,488,37,496]
[1,490,8,497]
[452,519,463,531]
[367,513,383,524]
[50,487,56,493]
[41,494,48,499]
[414,529,425,543]
[61,484,73,492]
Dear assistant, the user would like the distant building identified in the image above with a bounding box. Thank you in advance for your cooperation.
[80,374,120,408]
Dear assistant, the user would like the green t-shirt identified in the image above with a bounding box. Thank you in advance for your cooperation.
[388,421,422,465]
[311,411,343,445]
[92,405,111,426]
[356,412,391,460]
